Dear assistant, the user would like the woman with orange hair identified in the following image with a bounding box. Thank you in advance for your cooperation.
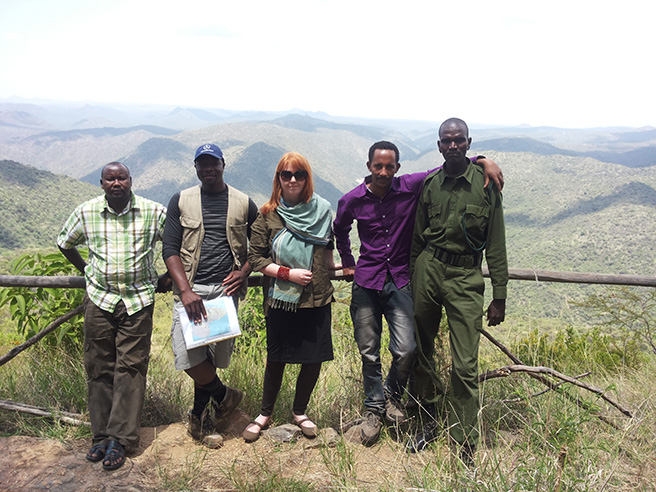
[244,152,340,441]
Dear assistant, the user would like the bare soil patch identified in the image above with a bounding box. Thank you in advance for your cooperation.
[0,413,420,491]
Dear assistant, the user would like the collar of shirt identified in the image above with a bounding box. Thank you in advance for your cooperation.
[437,159,474,188]
[102,193,139,217]
[354,174,404,199]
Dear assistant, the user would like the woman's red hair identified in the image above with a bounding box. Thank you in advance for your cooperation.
[261,152,314,214]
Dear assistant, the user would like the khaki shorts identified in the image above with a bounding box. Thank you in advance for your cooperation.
[171,283,239,371]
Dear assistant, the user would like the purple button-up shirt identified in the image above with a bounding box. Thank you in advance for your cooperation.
[333,169,439,291]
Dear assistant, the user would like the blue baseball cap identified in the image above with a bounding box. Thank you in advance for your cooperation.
[194,143,224,162]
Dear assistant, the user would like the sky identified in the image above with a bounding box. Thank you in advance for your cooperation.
[0,0,652,129]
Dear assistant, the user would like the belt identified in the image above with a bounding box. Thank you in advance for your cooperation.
[425,245,482,269]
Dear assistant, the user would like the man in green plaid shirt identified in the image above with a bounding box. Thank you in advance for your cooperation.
[57,162,168,471]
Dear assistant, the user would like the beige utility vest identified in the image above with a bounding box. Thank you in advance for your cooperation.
[174,184,251,300]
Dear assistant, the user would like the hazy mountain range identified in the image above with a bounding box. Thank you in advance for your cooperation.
[1,100,655,321]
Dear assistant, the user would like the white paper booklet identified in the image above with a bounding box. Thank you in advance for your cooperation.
[177,296,241,349]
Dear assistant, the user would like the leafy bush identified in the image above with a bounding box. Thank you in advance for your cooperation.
[0,251,86,349]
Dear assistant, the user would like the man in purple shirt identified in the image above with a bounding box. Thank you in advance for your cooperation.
[334,141,502,445]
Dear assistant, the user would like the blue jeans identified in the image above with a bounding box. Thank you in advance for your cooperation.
[351,278,417,414]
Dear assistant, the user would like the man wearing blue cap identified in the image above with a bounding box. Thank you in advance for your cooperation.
[163,144,258,446]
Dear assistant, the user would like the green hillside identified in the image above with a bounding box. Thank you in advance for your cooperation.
[0,160,100,251]
[482,152,656,322]
[495,152,656,272]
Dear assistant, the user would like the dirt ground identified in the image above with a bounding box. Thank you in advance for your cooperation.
[0,410,421,491]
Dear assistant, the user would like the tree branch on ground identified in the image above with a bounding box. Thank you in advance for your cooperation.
[0,399,89,427]
[502,372,591,403]
[480,364,632,417]
[480,328,633,427]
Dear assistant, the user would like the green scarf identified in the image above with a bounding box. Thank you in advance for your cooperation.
[269,193,332,311]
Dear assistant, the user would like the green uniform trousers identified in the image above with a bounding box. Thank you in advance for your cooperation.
[412,248,484,445]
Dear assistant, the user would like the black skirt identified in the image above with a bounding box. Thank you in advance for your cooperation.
[266,304,333,363]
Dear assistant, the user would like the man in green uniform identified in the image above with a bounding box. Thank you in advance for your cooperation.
[407,118,508,464]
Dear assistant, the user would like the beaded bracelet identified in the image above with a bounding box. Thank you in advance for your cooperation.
[277,265,290,281]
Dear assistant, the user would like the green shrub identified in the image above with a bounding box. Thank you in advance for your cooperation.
[0,251,86,349]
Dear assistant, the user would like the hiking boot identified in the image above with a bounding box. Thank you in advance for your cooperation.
[359,411,383,446]
[211,386,243,432]
[187,408,211,440]
[187,409,223,448]
[384,398,408,426]
[342,410,382,446]
[406,421,438,453]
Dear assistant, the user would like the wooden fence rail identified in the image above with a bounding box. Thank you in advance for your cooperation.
[1,268,655,289]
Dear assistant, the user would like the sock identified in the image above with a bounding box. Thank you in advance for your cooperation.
[192,386,211,417]
[202,375,227,404]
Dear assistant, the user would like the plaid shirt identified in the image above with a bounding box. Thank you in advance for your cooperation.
[57,193,167,315]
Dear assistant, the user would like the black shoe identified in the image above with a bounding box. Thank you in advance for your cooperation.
[459,443,475,468]
[406,422,438,453]
[86,443,107,463]
[102,440,126,471]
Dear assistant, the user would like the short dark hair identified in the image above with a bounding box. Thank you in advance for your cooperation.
[438,118,469,138]
[101,161,130,179]
[368,141,400,164]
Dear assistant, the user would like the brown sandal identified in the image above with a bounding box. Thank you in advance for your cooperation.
[292,414,318,438]
[243,417,269,442]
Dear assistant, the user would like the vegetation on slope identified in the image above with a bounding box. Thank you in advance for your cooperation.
[0,160,99,251]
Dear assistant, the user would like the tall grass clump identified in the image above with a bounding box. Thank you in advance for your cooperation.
[0,290,193,433]
[313,289,364,426]
[225,448,316,492]
[508,326,644,375]
[141,292,192,425]
[0,340,90,439]
[472,316,656,490]
[142,342,191,426]
[476,367,656,491]
[225,287,268,419]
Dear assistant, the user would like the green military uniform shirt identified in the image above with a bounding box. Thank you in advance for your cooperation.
[410,159,508,299]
